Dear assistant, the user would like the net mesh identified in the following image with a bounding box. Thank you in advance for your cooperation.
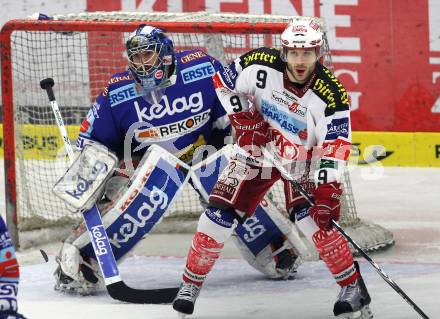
[3,12,393,251]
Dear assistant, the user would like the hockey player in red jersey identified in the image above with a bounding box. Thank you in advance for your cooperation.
[173,17,373,319]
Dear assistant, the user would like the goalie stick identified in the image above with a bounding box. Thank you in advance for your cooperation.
[261,148,430,319]
[40,78,178,304]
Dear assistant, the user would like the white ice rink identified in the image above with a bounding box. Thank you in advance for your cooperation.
[2,165,440,319]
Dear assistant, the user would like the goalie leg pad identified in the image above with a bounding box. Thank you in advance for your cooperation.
[192,146,307,279]
[74,145,190,260]
[183,207,237,285]
[232,198,304,279]
[54,240,101,295]
[312,229,359,286]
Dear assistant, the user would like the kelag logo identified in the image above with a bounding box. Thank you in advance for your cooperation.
[91,225,109,256]
[64,160,108,200]
[110,184,169,248]
[134,91,203,121]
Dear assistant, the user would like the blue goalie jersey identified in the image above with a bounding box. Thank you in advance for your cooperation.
[76,50,230,163]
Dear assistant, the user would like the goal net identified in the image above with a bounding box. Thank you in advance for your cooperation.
[0,12,393,252]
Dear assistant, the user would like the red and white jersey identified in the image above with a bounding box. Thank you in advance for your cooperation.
[217,47,352,184]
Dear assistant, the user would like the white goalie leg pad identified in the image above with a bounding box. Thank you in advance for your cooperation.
[57,242,82,280]
[232,197,309,279]
[54,240,102,295]
[61,144,190,266]
[191,145,309,279]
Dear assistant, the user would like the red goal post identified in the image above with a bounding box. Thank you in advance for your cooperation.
[0,12,392,252]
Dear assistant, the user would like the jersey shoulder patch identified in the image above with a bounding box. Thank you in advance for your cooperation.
[107,71,133,88]
[177,49,210,64]
[176,50,218,84]
[312,63,350,116]
[104,71,140,107]
[239,47,284,72]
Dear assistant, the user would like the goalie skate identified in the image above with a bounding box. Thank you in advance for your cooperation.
[172,282,201,316]
[274,249,301,280]
[333,262,373,318]
[53,257,101,295]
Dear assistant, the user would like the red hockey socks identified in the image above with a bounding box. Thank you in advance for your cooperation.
[182,232,224,286]
[312,228,359,286]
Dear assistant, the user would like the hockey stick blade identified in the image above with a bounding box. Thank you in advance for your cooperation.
[41,77,179,304]
[107,282,178,304]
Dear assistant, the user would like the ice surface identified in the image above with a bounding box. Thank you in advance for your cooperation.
[2,165,440,318]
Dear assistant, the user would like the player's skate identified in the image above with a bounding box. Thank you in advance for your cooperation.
[333,262,373,318]
[53,242,101,295]
[172,281,201,317]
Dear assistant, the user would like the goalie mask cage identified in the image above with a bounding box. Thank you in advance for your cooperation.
[1,12,393,252]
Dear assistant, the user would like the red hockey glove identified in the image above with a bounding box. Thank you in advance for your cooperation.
[308,182,342,230]
[228,111,269,157]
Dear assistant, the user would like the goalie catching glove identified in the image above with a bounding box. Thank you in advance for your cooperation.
[308,182,342,231]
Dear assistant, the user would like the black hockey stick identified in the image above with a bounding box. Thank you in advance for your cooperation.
[40,77,178,304]
[265,151,430,319]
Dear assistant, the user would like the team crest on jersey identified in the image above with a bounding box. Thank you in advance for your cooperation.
[135,110,210,142]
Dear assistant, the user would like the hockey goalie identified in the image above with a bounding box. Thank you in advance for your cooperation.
[53,24,307,298]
